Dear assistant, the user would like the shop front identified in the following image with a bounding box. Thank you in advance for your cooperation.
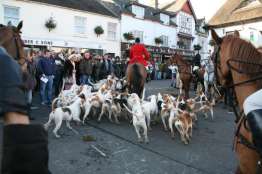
[121,42,194,62]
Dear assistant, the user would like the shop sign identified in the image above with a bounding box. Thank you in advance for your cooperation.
[23,39,53,46]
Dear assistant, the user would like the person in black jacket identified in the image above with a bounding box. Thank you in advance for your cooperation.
[0,47,50,174]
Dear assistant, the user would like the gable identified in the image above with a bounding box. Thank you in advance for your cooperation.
[181,1,193,16]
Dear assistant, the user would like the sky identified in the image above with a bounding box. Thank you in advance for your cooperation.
[139,0,227,21]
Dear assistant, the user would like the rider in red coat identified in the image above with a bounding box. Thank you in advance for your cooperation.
[129,38,150,67]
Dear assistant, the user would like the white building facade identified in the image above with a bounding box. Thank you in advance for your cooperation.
[213,22,262,48]
[121,9,177,49]
[209,0,262,49]
[0,0,121,56]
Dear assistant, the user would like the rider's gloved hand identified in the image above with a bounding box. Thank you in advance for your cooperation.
[0,47,29,117]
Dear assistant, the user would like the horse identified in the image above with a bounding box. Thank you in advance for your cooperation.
[126,63,147,99]
[170,53,192,99]
[0,21,27,72]
[211,29,262,174]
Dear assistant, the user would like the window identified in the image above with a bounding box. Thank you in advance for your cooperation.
[74,16,87,34]
[179,13,192,34]
[132,30,144,42]
[132,5,145,19]
[160,35,168,47]
[160,13,170,25]
[4,6,20,26]
[108,22,117,40]
[178,37,191,50]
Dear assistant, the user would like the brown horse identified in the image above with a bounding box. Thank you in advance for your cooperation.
[126,63,147,98]
[0,21,27,72]
[171,53,192,99]
[212,29,262,174]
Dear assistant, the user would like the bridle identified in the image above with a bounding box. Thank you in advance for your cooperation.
[0,28,25,65]
[214,42,262,172]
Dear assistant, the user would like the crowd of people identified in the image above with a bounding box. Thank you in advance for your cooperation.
[22,49,176,111]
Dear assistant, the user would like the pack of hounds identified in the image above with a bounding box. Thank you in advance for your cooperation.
[44,75,216,145]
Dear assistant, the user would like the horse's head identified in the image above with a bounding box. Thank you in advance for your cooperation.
[0,21,26,66]
[211,29,232,87]
[212,29,262,88]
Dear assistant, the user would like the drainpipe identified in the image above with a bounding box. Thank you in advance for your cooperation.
[155,0,159,9]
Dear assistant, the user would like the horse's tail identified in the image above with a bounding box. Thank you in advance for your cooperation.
[132,64,143,97]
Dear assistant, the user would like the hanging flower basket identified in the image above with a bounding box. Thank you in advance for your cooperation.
[123,32,134,41]
[94,26,104,37]
[155,37,163,45]
[45,17,57,32]
[194,44,202,51]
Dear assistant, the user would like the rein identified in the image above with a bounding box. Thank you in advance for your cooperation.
[214,44,262,172]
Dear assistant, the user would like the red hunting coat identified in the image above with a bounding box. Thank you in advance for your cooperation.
[129,43,150,67]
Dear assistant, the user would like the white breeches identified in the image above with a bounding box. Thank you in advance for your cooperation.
[204,72,214,84]
[243,89,262,115]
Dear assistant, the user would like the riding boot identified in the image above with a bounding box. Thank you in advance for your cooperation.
[246,109,262,155]
[27,103,35,120]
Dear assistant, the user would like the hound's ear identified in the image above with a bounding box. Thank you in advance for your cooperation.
[79,94,86,101]
[17,21,23,31]
[211,29,222,45]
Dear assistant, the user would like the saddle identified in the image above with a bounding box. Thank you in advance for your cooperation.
[247,109,262,155]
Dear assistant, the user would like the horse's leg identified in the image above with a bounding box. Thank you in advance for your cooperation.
[235,166,242,174]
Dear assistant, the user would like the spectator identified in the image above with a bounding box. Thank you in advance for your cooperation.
[53,52,65,96]
[162,62,168,79]
[38,50,55,106]
[92,55,101,81]
[62,54,79,90]
[168,63,178,88]
[79,51,93,86]
[113,56,122,78]
[23,50,37,120]
[99,54,113,79]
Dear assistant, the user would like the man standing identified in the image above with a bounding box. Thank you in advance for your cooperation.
[100,54,113,79]
[53,52,65,96]
[38,50,55,105]
[79,50,93,86]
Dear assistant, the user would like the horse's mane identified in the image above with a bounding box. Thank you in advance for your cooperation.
[223,35,262,86]
[173,54,190,65]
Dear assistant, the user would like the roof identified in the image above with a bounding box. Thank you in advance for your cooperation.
[160,0,197,20]
[101,0,177,27]
[208,0,262,28]
[28,0,118,18]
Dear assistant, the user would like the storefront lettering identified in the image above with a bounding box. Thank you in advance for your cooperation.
[23,39,53,46]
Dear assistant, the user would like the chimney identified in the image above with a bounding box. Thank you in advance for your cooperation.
[155,0,159,9]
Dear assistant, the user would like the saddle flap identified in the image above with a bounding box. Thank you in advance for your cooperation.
[247,110,262,155]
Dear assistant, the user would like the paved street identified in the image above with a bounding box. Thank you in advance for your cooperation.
[0,80,237,174]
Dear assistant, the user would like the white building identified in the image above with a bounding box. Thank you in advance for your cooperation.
[102,0,179,60]
[0,0,121,56]
[209,0,262,48]
[159,0,197,51]
[195,18,209,59]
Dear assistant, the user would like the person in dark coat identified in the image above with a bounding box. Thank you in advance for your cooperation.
[38,50,55,105]
[53,52,65,96]
[0,47,50,174]
[99,54,113,79]
[193,53,201,67]
[23,50,37,120]
[79,51,93,86]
